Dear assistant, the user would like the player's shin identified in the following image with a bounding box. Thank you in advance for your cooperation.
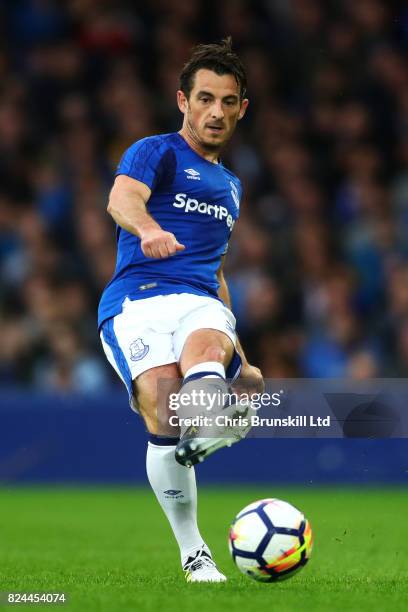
[145,435,204,561]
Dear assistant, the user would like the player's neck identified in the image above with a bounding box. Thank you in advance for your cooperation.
[178,129,220,164]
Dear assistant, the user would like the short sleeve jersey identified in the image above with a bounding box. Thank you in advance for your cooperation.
[98,132,242,328]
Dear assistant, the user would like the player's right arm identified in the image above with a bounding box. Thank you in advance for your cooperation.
[108,175,185,259]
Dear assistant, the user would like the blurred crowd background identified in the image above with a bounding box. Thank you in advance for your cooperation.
[0,0,407,392]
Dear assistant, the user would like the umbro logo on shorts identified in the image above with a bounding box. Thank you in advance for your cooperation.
[129,338,149,361]
[184,168,201,180]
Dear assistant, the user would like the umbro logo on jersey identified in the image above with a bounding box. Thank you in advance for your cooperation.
[184,168,201,180]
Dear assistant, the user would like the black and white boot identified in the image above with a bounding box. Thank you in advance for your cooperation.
[183,545,227,583]
[175,383,252,468]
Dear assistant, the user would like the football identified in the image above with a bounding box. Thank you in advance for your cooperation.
[228,498,313,582]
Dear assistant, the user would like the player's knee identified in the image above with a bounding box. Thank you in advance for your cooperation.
[203,345,226,363]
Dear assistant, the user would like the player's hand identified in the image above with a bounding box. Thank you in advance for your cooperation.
[140,228,185,259]
[233,363,264,397]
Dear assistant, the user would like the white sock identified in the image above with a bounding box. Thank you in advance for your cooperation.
[146,441,205,563]
[184,361,226,381]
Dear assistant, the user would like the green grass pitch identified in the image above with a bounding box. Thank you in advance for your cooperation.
[0,487,407,611]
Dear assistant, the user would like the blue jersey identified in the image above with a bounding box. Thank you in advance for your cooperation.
[98,132,242,329]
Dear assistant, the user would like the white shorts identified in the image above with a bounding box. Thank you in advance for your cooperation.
[99,293,242,406]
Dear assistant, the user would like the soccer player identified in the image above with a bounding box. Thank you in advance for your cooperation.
[98,38,263,582]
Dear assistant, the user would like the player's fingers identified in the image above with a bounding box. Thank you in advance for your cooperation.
[142,242,159,258]
[167,236,182,255]
[162,237,176,257]
[158,241,170,258]
[152,242,166,258]
[143,234,182,258]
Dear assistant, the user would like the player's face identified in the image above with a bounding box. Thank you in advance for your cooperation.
[177,69,248,152]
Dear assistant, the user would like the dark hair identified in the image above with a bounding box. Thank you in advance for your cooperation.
[180,37,247,100]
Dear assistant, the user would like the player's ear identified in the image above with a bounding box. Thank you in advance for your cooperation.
[177,90,188,114]
[238,98,249,120]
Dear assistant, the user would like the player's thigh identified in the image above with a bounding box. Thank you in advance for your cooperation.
[134,363,182,435]
[173,296,237,374]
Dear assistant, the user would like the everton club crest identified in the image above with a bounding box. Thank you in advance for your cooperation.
[129,338,149,361]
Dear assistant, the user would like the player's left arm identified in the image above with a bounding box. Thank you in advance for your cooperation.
[217,257,264,390]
